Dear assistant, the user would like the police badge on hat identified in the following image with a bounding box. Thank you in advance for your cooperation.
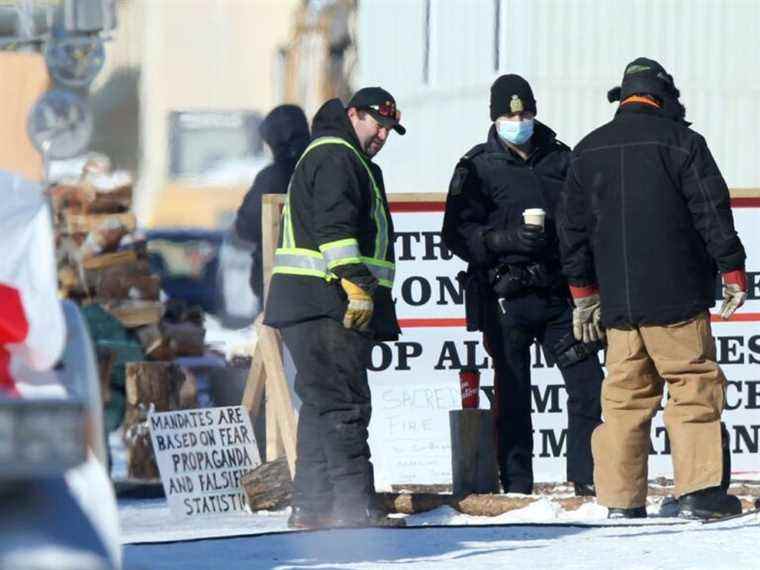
[509,95,524,114]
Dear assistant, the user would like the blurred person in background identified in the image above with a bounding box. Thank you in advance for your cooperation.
[235,105,310,303]
[442,74,604,498]
[558,57,746,520]
[265,87,405,529]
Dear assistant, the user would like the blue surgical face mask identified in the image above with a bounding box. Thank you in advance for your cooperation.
[496,118,534,145]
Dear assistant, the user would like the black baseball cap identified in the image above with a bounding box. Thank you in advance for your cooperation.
[347,87,406,135]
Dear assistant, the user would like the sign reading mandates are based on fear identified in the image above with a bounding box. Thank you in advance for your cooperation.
[148,406,261,517]
[367,199,760,490]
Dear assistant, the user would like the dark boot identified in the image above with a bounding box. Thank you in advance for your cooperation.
[332,509,407,528]
[678,486,742,520]
[574,482,596,497]
[607,506,647,519]
[287,507,333,530]
[721,422,731,492]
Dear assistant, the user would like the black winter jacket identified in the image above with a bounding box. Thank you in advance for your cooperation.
[236,160,299,299]
[264,99,400,341]
[558,102,746,328]
[442,122,572,329]
[235,107,309,299]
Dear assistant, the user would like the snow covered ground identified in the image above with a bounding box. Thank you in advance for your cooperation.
[120,497,759,570]
[112,419,760,569]
[118,492,760,570]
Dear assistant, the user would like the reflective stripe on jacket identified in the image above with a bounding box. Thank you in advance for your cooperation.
[273,136,395,288]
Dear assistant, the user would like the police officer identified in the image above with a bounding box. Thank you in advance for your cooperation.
[442,74,604,496]
[235,105,310,303]
[264,87,405,528]
[559,58,746,519]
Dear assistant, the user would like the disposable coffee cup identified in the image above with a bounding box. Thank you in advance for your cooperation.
[523,208,546,229]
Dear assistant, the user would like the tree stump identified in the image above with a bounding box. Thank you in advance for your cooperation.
[162,321,205,357]
[241,457,293,511]
[449,409,499,495]
[124,361,185,480]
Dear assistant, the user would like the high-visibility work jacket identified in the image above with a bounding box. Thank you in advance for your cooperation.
[273,136,395,289]
[264,118,400,341]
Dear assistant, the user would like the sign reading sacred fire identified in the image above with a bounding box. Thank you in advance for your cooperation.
[148,406,261,517]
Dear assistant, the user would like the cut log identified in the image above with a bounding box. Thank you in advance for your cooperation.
[375,492,586,516]
[97,273,161,301]
[49,183,133,215]
[83,250,138,271]
[80,222,130,259]
[66,257,151,299]
[106,300,164,328]
[241,457,293,511]
[124,362,185,480]
[449,409,499,494]
[377,492,760,517]
[50,183,95,213]
[87,184,133,214]
[162,321,205,357]
[62,211,137,235]
[134,324,172,359]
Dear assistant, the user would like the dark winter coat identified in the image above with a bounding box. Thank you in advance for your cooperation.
[235,106,309,299]
[442,121,572,330]
[558,102,746,328]
[264,99,400,341]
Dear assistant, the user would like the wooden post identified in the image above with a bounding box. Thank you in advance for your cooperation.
[260,194,283,308]
[449,409,499,495]
[241,194,297,474]
[241,326,266,417]
[259,324,298,476]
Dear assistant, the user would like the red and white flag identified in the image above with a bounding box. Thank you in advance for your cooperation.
[0,173,65,397]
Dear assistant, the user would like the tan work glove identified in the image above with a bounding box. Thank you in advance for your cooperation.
[572,292,605,344]
[341,278,373,331]
[720,269,747,320]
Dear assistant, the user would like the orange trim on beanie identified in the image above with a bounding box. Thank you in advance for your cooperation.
[621,95,661,109]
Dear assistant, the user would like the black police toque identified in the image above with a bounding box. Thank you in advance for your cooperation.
[489,74,537,121]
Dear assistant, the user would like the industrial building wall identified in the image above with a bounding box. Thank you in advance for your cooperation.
[357,0,760,194]
[90,0,300,224]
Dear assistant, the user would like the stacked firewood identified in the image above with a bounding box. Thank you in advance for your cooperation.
[52,157,206,361]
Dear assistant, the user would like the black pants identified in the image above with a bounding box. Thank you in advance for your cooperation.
[482,292,603,493]
[281,317,374,517]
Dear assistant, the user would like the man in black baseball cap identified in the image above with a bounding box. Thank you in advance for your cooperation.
[265,87,404,529]
[346,87,405,157]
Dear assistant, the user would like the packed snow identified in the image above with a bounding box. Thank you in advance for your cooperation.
[120,495,759,569]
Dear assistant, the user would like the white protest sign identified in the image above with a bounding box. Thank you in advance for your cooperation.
[148,406,261,517]
[367,199,760,489]
[369,379,460,489]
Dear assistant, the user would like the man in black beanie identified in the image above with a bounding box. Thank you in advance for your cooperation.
[443,74,604,496]
[558,57,746,519]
